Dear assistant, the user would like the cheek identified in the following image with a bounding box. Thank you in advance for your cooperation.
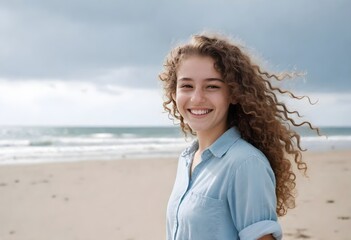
[174,92,187,112]
[216,94,232,110]
[175,95,183,107]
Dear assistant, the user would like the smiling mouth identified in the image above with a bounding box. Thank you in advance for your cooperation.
[188,109,213,116]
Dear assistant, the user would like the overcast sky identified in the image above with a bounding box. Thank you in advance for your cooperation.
[0,0,350,126]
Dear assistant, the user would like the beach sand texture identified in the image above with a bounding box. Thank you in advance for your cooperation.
[0,150,350,240]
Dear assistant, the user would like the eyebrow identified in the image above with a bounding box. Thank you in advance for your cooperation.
[177,77,224,82]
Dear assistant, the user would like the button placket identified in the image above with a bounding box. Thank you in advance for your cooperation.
[173,153,193,240]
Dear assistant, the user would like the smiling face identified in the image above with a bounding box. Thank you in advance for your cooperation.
[174,55,233,138]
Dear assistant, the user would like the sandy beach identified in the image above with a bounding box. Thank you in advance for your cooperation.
[0,150,350,240]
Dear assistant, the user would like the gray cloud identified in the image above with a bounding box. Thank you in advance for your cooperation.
[0,0,350,91]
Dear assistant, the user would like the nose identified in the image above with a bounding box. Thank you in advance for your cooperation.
[191,88,205,103]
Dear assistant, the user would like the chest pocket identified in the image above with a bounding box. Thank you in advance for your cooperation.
[188,192,224,209]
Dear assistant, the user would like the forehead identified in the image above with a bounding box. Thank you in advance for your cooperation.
[176,55,222,80]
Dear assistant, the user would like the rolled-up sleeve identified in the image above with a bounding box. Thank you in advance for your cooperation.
[227,156,282,240]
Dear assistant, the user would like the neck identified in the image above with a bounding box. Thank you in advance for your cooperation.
[196,127,228,153]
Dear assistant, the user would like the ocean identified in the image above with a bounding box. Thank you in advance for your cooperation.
[0,126,350,164]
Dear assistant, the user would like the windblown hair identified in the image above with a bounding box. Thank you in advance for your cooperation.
[159,33,319,217]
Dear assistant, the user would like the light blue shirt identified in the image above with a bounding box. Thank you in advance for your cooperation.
[167,127,282,240]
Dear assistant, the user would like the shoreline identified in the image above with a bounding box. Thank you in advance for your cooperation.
[0,150,350,239]
[2,148,351,166]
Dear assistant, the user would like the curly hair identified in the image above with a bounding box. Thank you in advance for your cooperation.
[159,33,320,217]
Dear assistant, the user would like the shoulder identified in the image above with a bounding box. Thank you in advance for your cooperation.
[224,138,271,172]
[224,139,277,190]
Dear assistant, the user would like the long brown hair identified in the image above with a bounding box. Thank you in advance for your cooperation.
[159,33,319,216]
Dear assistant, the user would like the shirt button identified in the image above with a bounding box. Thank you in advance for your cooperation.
[203,150,210,159]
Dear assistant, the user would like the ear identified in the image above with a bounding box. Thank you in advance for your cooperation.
[171,92,176,101]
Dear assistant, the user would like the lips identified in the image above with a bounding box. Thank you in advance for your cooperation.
[188,109,213,116]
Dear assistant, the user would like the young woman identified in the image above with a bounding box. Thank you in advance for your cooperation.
[159,33,318,240]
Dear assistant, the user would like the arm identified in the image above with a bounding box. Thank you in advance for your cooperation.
[228,157,282,240]
[259,234,275,240]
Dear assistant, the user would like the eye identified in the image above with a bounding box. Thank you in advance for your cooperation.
[179,84,193,88]
[207,85,220,89]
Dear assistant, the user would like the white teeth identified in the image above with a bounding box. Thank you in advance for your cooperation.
[190,109,211,115]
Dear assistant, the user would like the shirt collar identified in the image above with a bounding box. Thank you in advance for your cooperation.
[181,127,241,159]
[208,127,241,158]
[181,140,198,166]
